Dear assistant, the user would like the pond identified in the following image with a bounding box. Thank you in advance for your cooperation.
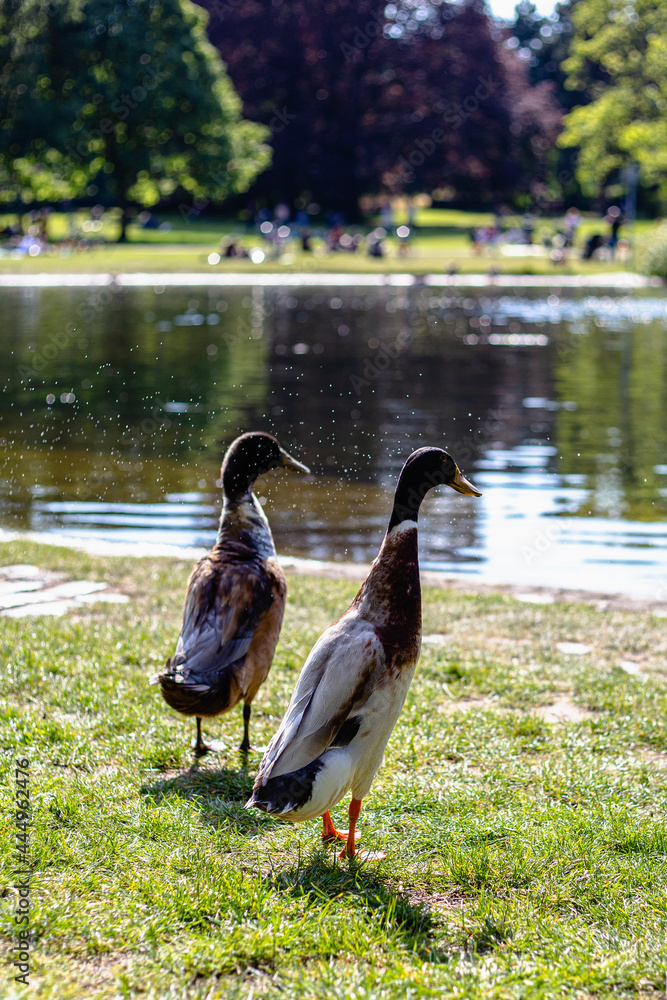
[2,280,667,599]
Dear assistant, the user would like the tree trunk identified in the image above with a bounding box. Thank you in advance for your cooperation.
[107,132,131,243]
[118,197,130,243]
[336,184,362,225]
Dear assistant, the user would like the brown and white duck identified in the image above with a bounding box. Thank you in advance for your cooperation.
[247,446,481,858]
[153,432,309,756]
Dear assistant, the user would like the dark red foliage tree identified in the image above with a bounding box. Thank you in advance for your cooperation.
[199,0,562,216]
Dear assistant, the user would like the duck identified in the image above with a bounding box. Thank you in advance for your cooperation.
[246,446,481,858]
[153,432,310,756]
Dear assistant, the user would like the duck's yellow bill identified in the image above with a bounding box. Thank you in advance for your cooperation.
[281,450,310,474]
[449,467,482,497]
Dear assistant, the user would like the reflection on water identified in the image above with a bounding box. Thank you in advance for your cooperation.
[2,284,667,598]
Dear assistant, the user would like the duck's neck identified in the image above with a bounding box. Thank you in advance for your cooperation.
[217,490,276,561]
[387,472,427,532]
[354,519,421,654]
[358,459,426,628]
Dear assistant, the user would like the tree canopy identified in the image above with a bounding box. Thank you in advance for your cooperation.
[510,0,578,107]
[0,0,271,237]
[559,0,667,197]
[507,0,585,207]
[200,0,562,217]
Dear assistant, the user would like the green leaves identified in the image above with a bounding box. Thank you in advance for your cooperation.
[0,0,270,233]
[560,0,667,195]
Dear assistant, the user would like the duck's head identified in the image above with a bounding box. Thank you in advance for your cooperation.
[388,446,481,530]
[221,432,310,500]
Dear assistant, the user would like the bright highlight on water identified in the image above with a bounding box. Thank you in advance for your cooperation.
[2,283,667,600]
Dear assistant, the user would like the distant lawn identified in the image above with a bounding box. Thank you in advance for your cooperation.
[0,208,651,276]
[0,539,665,999]
[0,242,636,276]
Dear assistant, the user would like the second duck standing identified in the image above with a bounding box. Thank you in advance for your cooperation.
[154,432,309,755]
[247,446,481,858]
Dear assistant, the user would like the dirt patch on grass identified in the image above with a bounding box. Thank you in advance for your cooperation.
[438,695,595,724]
[67,953,133,992]
[438,697,496,715]
[638,750,667,767]
[0,947,134,995]
[535,697,594,723]
[394,885,467,913]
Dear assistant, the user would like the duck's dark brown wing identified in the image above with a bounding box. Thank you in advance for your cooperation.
[155,550,279,716]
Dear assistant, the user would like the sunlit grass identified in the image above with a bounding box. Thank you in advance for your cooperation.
[0,538,666,998]
[0,209,650,276]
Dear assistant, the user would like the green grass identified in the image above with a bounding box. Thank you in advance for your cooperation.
[0,209,652,276]
[1,538,666,998]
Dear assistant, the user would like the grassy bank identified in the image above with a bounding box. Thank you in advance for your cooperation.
[0,539,666,999]
[0,209,650,277]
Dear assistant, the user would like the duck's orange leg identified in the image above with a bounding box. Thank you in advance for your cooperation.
[321,811,361,843]
[339,798,362,858]
[338,798,385,861]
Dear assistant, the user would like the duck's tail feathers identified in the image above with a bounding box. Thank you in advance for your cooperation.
[152,658,242,716]
[149,665,210,691]
[246,759,324,817]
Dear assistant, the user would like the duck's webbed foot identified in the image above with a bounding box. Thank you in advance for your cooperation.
[322,811,352,843]
[322,810,361,843]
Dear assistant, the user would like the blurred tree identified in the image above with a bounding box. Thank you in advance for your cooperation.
[0,0,270,238]
[199,0,562,217]
[555,322,667,521]
[559,0,667,199]
[381,1,562,205]
[508,0,585,208]
[510,0,578,105]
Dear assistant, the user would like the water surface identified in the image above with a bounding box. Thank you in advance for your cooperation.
[2,283,667,598]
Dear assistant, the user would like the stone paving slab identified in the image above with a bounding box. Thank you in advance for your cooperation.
[0,565,129,616]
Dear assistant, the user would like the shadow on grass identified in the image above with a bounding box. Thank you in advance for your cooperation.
[269,849,513,961]
[268,849,451,961]
[140,758,272,835]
